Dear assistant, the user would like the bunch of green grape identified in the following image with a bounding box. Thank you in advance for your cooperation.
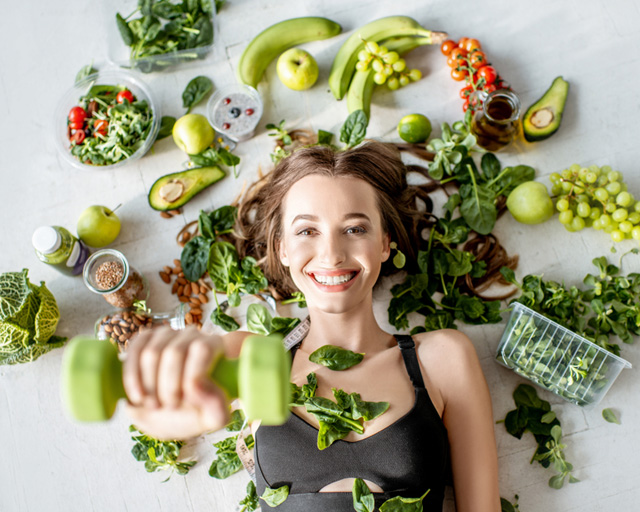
[550,164,640,242]
[356,40,422,90]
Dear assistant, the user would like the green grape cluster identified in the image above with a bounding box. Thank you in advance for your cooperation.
[550,164,640,243]
[356,40,422,90]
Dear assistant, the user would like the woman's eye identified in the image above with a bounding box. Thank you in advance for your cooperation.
[346,226,367,235]
[297,228,315,236]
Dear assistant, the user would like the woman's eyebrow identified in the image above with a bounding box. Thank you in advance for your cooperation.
[290,212,371,225]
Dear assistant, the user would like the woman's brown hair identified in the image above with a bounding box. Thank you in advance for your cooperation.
[234,140,434,298]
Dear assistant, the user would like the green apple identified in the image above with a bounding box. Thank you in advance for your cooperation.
[276,48,319,91]
[506,181,554,224]
[77,205,121,248]
[172,113,215,155]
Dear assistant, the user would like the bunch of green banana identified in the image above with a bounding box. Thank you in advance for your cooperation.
[329,15,447,101]
[346,36,434,118]
[237,17,342,88]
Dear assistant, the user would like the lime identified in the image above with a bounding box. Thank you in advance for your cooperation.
[397,114,432,143]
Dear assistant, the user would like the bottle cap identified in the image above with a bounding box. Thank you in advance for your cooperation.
[32,226,62,254]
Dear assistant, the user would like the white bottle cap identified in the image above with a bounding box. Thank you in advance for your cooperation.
[32,226,62,254]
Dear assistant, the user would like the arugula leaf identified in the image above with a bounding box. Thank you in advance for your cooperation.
[309,345,364,371]
[181,236,211,282]
[340,110,368,148]
[352,478,375,512]
[260,485,289,507]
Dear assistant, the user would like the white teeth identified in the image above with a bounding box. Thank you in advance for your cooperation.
[312,273,355,285]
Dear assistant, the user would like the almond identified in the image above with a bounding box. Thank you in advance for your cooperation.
[159,271,171,284]
[191,282,200,295]
[198,293,209,304]
[160,211,172,219]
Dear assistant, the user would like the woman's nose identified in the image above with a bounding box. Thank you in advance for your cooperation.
[319,233,346,265]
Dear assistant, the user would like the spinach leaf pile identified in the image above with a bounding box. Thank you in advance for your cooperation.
[129,425,196,480]
[0,269,66,365]
[290,372,389,450]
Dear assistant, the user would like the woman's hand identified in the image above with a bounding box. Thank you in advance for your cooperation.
[122,326,231,441]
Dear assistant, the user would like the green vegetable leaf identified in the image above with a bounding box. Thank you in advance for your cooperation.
[208,241,240,292]
[602,408,621,424]
[239,480,259,512]
[33,282,60,344]
[379,490,430,511]
[348,392,389,421]
[317,129,334,146]
[260,485,289,507]
[210,307,240,332]
[181,236,211,282]
[75,63,97,84]
[352,478,375,512]
[156,116,176,141]
[459,181,497,235]
[246,303,272,336]
[182,76,213,114]
[226,409,246,431]
[209,433,254,479]
[116,13,135,46]
[480,152,501,179]
[309,344,364,371]
[340,110,368,149]
[0,269,31,321]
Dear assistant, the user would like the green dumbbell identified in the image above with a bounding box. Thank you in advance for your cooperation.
[61,334,291,425]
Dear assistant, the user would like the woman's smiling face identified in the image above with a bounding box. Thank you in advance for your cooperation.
[279,174,391,314]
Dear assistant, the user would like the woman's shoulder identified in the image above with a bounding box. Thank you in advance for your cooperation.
[412,328,476,356]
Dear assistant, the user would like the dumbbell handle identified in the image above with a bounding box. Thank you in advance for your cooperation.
[61,335,290,425]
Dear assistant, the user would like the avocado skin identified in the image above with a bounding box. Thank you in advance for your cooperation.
[522,76,569,142]
[148,166,226,211]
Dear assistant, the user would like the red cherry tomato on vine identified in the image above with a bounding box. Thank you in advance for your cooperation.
[462,38,482,53]
[68,106,87,124]
[450,48,468,61]
[460,85,474,99]
[69,121,84,130]
[483,84,497,94]
[458,37,469,48]
[477,65,497,85]
[94,119,108,136]
[462,99,470,112]
[440,39,457,56]
[451,68,468,81]
[116,89,134,104]
[468,50,487,69]
[70,130,85,144]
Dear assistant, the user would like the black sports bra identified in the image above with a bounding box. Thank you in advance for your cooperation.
[254,335,450,511]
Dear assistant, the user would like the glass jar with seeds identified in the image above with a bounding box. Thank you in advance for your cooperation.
[83,249,149,308]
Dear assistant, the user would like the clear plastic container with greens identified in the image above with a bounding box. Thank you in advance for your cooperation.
[105,0,216,72]
[496,302,631,406]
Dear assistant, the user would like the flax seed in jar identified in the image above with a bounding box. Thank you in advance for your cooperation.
[83,249,149,308]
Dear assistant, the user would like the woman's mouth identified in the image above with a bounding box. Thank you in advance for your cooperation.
[309,271,358,286]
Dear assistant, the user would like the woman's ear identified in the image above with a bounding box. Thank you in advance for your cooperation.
[278,239,290,267]
[381,233,391,262]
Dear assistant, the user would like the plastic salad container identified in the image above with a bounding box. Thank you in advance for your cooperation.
[55,69,159,170]
[496,302,631,406]
[104,0,216,72]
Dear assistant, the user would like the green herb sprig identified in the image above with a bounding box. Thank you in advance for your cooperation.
[499,384,578,489]
[129,426,196,480]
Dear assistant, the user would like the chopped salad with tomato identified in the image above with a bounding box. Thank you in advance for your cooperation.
[440,37,509,112]
[67,83,154,166]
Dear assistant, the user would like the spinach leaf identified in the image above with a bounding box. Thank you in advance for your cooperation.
[379,490,430,511]
[423,310,455,332]
[239,480,259,512]
[317,129,334,146]
[180,235,211,282]
[494,165,536,197]
[182,75,213,114]
[208,434,254,479]
[309,344,364,371]
[281,291,307,308]
[156,115,176,141]
[246,303,272,335]
[210,307,240,332]
[500,496,520,512]
[208,241,240,292]
[152,0,183,19]
[352,478,375,512]
[260,485,289,507]
[116,13,135,46]
[340,109,368,148]
[480,152,501,179]
[459,180,497,235]
[129,425,195,479]
[225,409,246,431]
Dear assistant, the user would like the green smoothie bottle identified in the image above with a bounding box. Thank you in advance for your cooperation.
[32,226,90,276]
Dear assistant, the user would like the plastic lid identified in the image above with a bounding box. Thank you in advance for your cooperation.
[32,226,61,254]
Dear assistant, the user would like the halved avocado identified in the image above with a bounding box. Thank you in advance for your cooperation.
[148,166,226,211]
[522,76,569,142]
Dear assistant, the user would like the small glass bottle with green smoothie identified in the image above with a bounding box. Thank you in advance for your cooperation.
[32,226,90,276]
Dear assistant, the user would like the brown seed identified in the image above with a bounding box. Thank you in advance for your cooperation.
[123,311,132,320]
[178,271,185,278]
[171,266,181,274]
[119,320,129,328]
[113,325,122,336]
[190,297,201,306]
[179,296,190,303]
[199,284,208,294]
[190,282,200,295]
[173,259,182,269]
[198,293,209,304]
[110,316,120,324]
[135,313,146,322]
[190,308,202,316]
[180,232,191,243]
[163,265,172,274]
[169,209,181,216]
[171,281,179,294]
[159,271,171,284]
[177,276,187,286]
[177,285,184,297]
[185,312,194,324]
[119,334,128,343]
[104,324,113,333]
[132,316,142,327]
[160,211,172,219]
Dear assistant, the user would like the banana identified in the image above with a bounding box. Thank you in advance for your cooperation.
[237,17,342,88]
[329,16,447,100]
[346,36,434,118]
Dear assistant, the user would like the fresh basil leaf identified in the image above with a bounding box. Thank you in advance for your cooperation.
[602,408,621,424]
[340,109,368,148]
[181,236,211,282]
[182,75,213,114]
[309,345,364,371]
[210,307,240,332]
[156,115,176,141]
[260,485,289,507]
[352,478,375,512]
[246,303,272,336]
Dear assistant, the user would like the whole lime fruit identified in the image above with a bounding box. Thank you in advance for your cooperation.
[397,114,432,143]
[506,181,555,224]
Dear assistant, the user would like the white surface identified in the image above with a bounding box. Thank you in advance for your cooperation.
[1,0,640,511]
